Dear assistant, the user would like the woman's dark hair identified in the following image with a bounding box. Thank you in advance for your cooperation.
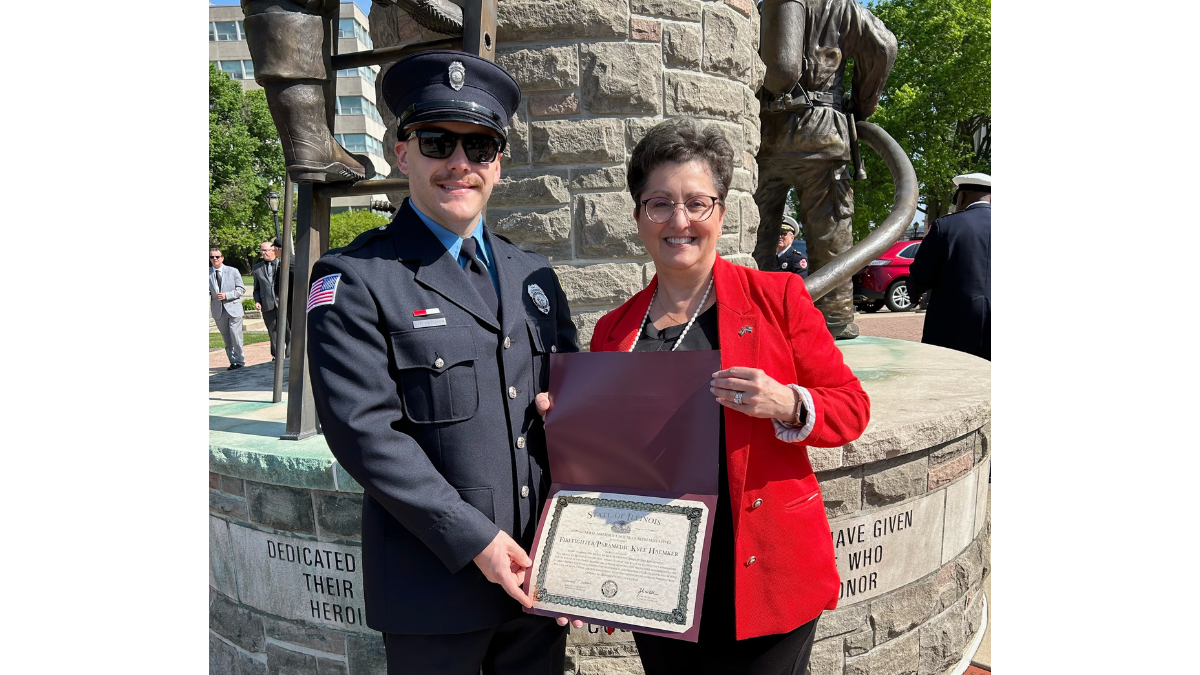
[627,118,734,211]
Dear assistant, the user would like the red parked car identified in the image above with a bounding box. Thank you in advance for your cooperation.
[853,239,922,312]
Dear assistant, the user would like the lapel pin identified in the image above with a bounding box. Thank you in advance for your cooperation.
[412,308,441,317]
[739,326,753,336]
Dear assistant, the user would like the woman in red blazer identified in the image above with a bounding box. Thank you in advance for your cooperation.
[579,119,870,674]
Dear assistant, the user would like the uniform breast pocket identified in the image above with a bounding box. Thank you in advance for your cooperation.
[526,317,557,392]
[389,328,479,424]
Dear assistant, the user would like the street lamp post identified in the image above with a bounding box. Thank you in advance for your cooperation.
[267,190,281,241]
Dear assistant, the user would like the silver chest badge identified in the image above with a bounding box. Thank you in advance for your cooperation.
[528,284,550,315]
[448,61,466,91]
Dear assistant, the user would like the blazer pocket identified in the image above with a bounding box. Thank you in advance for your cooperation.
[389,328,479,424]
[783,474,822,511]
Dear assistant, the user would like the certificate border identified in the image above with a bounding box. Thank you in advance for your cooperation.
[532,495,704,626]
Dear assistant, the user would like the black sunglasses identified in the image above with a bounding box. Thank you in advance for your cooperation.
[407,129,504,164]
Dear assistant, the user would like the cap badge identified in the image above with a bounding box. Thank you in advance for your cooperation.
[448,61,466,91]
[528,284,550,315]
[782,262,788,269]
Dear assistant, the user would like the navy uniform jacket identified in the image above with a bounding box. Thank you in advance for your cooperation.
[306,199,579,634]
[907,202,990,360]
[770,246,809,278]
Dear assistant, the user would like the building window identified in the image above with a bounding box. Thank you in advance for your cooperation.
[211,21,243,41]
[335,66,378,87]
[336,97,384,123]
[336,134,384,157]
[216,60,256,80]
[337,96,365,115]
[338,18,373,49]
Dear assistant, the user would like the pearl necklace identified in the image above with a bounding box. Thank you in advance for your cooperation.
[628,273,715,352]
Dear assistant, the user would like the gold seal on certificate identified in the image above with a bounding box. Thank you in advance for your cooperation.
[528,490,710,633]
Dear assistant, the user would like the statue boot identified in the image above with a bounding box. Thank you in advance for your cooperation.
[242,1,365,183]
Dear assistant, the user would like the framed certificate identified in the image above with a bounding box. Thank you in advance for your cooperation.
[528,490,710,633]
[523,350,724,641]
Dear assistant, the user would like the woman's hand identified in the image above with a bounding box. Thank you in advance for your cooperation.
[535,392,553,421]
[711,367,796,421]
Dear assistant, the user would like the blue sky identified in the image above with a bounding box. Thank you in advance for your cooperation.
[209,1,374,14]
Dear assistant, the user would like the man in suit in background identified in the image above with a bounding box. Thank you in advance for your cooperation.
[306,50,580,675]
[252,239,290,360]
[210,247,246,370]
[907,172,991,360]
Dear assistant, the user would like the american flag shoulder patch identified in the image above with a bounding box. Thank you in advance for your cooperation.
[307,273,341,312]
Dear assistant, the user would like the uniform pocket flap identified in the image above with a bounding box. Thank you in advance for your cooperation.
[456,486,495,522]
[526,317,555,354]
[390,328,477,371]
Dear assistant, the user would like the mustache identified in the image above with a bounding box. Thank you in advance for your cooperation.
[430,171,483,188]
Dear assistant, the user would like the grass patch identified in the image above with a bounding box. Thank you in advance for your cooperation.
[210,332,272,350]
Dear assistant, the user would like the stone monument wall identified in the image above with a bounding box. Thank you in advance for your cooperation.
[210,339,991,675]
[369,0,766,347]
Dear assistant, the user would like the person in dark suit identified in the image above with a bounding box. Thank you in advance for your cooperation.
[251,239,290,359]
[907,172,991,360]
[306,50,581,675]
[769,216,809,278]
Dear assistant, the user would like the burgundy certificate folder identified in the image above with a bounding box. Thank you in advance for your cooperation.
[522,350,722,642]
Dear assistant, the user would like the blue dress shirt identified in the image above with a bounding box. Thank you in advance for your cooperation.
[410,199,500,293]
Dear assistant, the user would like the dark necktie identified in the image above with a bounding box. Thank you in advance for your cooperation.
[459,238,498,317]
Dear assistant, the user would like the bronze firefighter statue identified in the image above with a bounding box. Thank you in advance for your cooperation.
[755,0,897,339]
[239,0,465,184]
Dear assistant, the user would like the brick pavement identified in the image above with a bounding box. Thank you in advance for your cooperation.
[854,309,926,342]
[209,338,277,374]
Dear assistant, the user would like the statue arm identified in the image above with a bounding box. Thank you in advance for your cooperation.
[843,2,897,119]
[759,0,807,97]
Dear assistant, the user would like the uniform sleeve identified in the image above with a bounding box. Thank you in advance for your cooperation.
[777,274,870,446]
[907,222,943,300]
[843,1,898,120]
[306,257,500,574]
[550,269,580,353]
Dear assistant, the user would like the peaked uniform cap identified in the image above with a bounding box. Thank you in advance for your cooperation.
[780,215,799,233]
[381,50,521,140]
[952,172,991,191]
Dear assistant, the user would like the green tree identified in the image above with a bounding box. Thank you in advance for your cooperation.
[330,209,391,249]
[209,64,286,271]
[788,0,991,240]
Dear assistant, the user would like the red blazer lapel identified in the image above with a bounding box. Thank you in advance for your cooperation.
[712,256,759,535]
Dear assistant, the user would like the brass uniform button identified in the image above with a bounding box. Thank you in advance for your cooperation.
[433,357,444,368]
[520,485,530,498]
[745,556,756,566]
[752,498,763,509]
[508,386,517,399]
[550,345,557,353]
[516,436,526,448]
[504,336,512,349]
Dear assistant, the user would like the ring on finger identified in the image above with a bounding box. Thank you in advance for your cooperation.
[734,392,743,405]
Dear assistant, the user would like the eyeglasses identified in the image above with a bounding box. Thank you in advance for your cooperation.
[639,196,722,224]
[210,255,223,259]
[407,129,504,164]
